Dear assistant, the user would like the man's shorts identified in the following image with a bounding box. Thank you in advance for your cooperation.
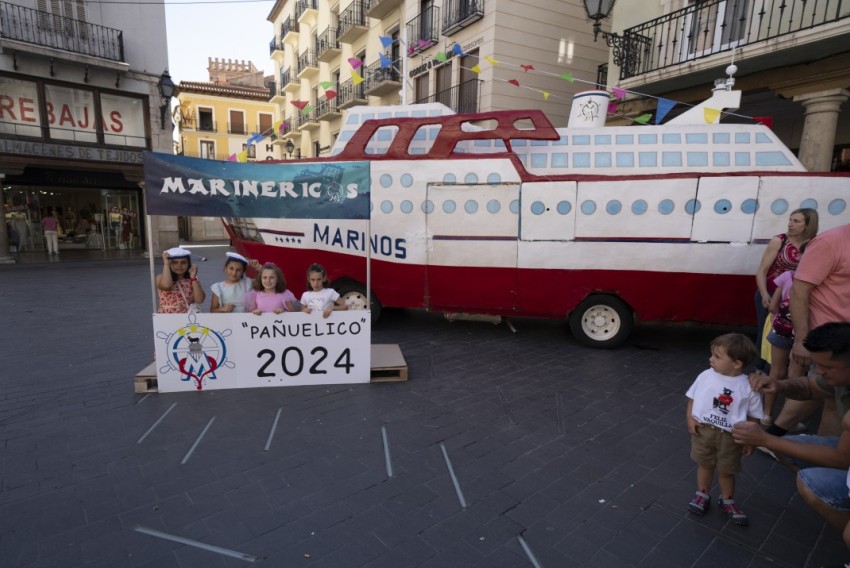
[787,435,850,511]
[691,424,742,473]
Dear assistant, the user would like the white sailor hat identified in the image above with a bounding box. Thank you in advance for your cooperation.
[165,246,191,259]
[226,252,249,265]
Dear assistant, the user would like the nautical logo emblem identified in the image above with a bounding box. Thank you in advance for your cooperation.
[578,99,600,122]
[156,314,234,390]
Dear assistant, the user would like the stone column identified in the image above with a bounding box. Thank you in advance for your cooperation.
[0,174,17,264]
[793,88,850,172]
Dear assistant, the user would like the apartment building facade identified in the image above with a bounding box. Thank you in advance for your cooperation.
[605,0,850,171]
[0,0,174,259]
[265,0,609,158]
[174,59,282,240]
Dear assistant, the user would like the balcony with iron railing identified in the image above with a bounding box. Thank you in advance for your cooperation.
[298,109,319,131]
[338,0,368,43]
[617,0,850,82]
[363,60,401,96]
[0,0,125,63]
[282,67,300,92]
[297,49,318,79]
[196,119,217,133]
[316,94,341,120]
[406,6,440,56]
[442,0,483,36]
[366,0,403,20]
[317,27,341,62]
[415,79,480,114]
[337,77,367,109]
[269,36,284,55]
[281,16,300,41]
[296,0,318,23]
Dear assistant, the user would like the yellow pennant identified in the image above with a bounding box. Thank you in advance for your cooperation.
[704,107,721,123]
[485,56,499,65]
[272,120,282,130]
[237,151,248,162]
[542,91,550,101]
[351,70,365,85]
[470,64,481,74]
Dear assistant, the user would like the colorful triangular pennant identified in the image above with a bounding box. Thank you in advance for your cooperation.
[351,70,364,85]
[485,56,499,65]
[508,79,520,87]
[435,52,448,62]
[348,57,363,69]
[542,91,550,101]
[379,54,393,68]
[325,90,337,100]
[655,98,676,124]
[236,151,248,162]
[291,100,308,110]
[521,64,535,72]
[451,43,465,56]
[319,81,334,89]
[560,73,574,82]
[379,35,394,49]
[611,87,627,100]
[470,64,481,74]
[302,104,314,114]
[633,113,652,124]
[704,107,721,123]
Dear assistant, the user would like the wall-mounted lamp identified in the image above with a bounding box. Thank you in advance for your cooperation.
[284,139,295,159]
[582,0,640,72]
[157,70,176,129]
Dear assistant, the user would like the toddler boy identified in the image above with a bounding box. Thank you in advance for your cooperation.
[686,333,763,525]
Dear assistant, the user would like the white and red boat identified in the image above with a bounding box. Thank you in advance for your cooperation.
[225,76,850,348]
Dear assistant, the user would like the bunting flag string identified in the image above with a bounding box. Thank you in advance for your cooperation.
[324,90,337,100]
[347,57,363,69]
[351,70,364,85]
[379,35,394,49]
[319,81,334,89]
[520,64,535,72]
[379,54,393,69]
[291,100,309,110]
[611,87,627,100]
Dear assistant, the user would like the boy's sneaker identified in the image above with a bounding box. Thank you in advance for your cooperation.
[719,497,748,525]
[688,491,710,515]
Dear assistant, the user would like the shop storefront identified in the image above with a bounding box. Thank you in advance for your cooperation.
[1,72,151,256]
[3,176,142,253]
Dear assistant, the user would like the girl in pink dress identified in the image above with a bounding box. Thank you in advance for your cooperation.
[244,263,297,315]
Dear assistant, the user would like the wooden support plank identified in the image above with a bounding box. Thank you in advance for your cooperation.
[370,344,408,383]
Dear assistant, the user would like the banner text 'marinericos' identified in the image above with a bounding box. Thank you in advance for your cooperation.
[160,177,361,200]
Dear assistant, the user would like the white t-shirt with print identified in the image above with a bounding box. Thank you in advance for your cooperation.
[686,368,764,432]
[300,288,340,313]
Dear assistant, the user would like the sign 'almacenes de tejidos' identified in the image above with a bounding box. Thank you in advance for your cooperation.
[145,152,372,391]
[143,152,371,219]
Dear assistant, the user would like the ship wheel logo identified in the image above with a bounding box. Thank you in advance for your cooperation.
[156,314,234,390]
[578,100,600,122]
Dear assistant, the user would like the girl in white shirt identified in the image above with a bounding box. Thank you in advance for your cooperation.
[300,263,348,318]
[210,252,260,313]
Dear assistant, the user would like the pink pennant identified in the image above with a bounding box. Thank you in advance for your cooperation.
[611,87,627,100]
[520,64,535,72]
[325,90,337,100]
[608,102,618,114]
[291,100,308,110]
[347,57,363,69]
[508,79,520,87]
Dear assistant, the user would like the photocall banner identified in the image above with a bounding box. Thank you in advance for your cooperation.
[143,152,371,219]
[153,311,371,392]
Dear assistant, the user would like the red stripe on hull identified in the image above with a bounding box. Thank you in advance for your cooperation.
[231,234,755,326]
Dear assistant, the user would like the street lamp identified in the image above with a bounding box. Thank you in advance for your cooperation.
[582,0,640,74]
[157,70,176,130]
[582,0,616,42]
[284,139,295,159]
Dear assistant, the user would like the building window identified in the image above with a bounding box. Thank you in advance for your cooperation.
[258,113,273,135]
[200,140,215,159]
[229,110,245,134]
[242,143,256,159]
[198,108,215,132]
